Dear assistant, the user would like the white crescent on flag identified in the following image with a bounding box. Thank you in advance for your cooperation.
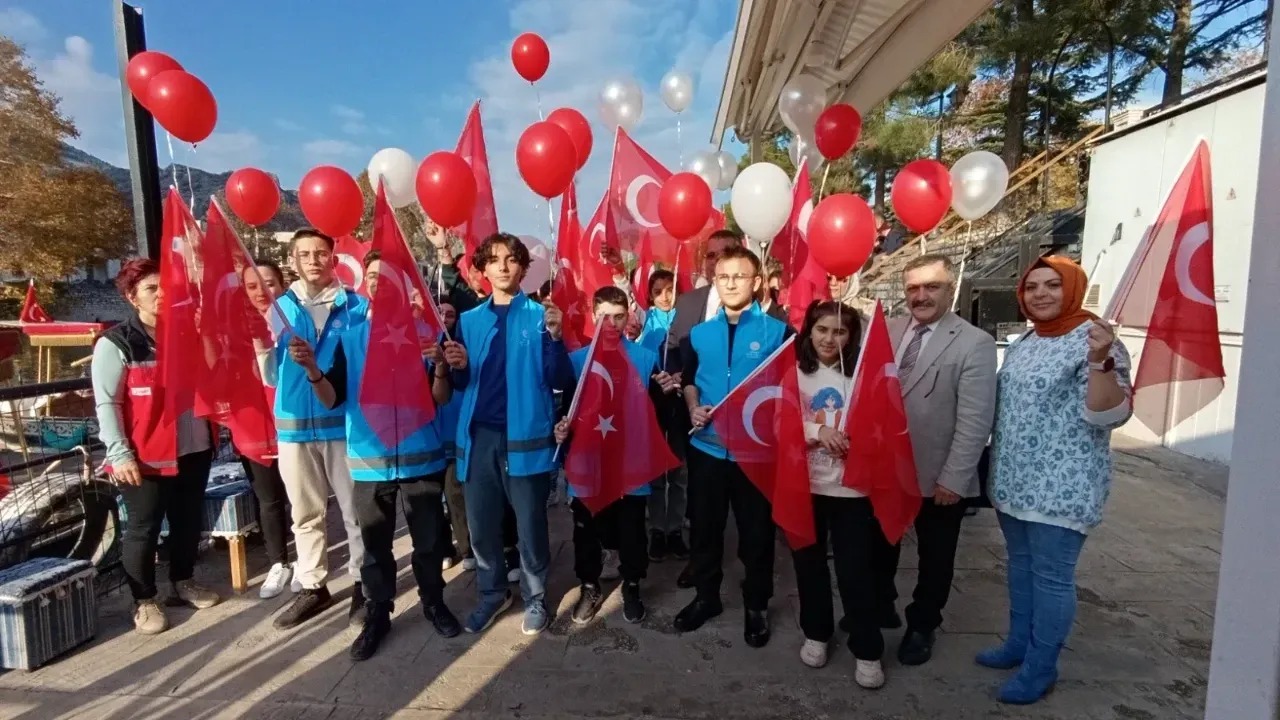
[625,175,661,228]
[589,361,615,400]
[1173,222,1215,307]
[337,254,365,290]
[742,385,783,446]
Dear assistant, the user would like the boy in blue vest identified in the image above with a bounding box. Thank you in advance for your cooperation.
[676,244,793,648]
[295,255,462,660]
[553,286,681,625]
[441,233,573,636]
[266,229,369,631]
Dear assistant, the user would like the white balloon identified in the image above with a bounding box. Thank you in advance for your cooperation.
[660,70,694,113]
[715,150,739,190]
[684,150,721,193]
[949,150,1010,221]
[778,74,827,136]
[367,148,417,208]
[730,162,794,242]
[600,77,644,132]
[788,135,823,171]
[518,235,552,294]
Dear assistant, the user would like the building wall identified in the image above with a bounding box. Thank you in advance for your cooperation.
[1081,78,1265,464]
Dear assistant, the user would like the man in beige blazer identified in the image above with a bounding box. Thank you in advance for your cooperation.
[874,254,997,666]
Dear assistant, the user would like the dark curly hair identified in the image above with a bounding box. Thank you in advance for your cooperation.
[114,257,160,299]
[473,232,531,272]
[797,300,862,377]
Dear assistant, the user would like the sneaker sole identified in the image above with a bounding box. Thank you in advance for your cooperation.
[463,595,513,634]
[571,604,603,626]
[273,599,334,630]
[623,608,646,624]
[522,617,549,636]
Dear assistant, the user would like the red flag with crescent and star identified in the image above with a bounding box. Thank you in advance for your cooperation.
[778,159,831,328]
[452,101,498,289]
[562,323,679,514]
[710,336,816,549]
[334,235,369,293]
[18,281,52,324]
[157,188,204,422]
[359,185,443,447]
[843,302,921,545]
[194,201,277,463]
[552,183,589,350]
[1105,140,1224,435]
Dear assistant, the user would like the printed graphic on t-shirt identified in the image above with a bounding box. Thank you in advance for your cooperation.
[804,385,846,469]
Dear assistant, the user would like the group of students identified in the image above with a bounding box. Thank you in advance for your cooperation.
[91,225,904,685]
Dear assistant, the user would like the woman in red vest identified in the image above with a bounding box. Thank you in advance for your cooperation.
[92,258,222,635]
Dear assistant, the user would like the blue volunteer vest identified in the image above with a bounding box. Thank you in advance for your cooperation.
[566,338,659,498]
[637,307,675,366]
[688,303,789,460]
[273,287,368,443]
[454,293,560,482]
[338,323,449,482]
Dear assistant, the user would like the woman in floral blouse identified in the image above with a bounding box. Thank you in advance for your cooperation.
[980,256,1133,705]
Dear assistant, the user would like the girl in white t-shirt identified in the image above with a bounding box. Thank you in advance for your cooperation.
[791,300,886,690]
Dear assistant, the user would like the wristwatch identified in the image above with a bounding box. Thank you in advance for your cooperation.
[1088,357,1115,373]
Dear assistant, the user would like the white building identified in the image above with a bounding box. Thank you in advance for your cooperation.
[1080,69,1267,464]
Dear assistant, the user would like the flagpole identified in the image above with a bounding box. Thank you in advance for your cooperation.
[211,195,295,339]
[691,334,798,435]
[554,326,604,461]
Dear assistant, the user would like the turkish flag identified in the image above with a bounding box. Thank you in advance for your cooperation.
[18,281,52,323]
[632,233,657,312]
[779,160,830,329]
[359,185,443,447]
[334,235,369,293]
[157,188,204,422]
[195,201,277,463]
[574,193,625,340]
[1106,140,1224,435]
[563,323,679,514]
[674,238,702,293]
[711,337,816,549]
[452,101,498,265]
[552,185,589,350]
[843,302,922,544]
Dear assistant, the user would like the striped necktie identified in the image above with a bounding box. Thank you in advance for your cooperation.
[899,324,931,381]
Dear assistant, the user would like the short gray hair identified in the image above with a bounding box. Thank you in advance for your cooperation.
[902,253,955,281]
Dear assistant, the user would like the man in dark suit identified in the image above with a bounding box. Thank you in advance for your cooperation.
[874,211,905,256]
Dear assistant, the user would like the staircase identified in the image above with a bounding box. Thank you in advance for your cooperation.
[860,126,1105,314]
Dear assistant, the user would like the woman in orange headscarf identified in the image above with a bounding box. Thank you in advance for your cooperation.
[979,256,1133,705]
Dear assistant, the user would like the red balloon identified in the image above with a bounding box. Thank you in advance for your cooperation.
[814,103,862,161]
[147,70,217,144]
[547,107,593,170]
[516,122,576,199]
[891,159,953,233]
[225,168,280,227]
[658,173,713,241]
[125,51,182,109]
[298,166,363,237]
[808,194,877,278]
[511,32,550,83]
[416,152,477,228]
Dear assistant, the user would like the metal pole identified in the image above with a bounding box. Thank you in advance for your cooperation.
[935,92,944,160]
[112,2,163,260]
[1102,24,1116,131]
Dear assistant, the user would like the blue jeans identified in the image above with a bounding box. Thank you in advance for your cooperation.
[464,424,553,607]
[997,511,1087,674]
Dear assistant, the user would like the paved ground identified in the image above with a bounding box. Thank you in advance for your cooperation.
[0,436,1226,719]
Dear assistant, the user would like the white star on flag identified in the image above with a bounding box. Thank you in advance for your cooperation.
[381,323,412,352]
[596,415,616,437]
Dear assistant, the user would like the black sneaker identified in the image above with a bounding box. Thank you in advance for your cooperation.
[621,581,645,624]
[647,531,667,563]
[274,586,334,630]
[667,532,689,561]
[571,583,605,625]
[348,582,367,628]
[424,601,462,638]
[349,604,392,661]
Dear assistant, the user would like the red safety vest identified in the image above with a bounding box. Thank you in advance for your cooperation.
[115,360,179,477]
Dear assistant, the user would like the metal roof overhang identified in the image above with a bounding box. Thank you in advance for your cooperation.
[712,0,996,146]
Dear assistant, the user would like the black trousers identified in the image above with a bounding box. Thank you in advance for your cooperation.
[872,496,967,632]
[240,457,291,566]
[352,473,447,608]
[119,449,213,601]
[686,447,775,610]
[572,496,647,584]
[792,495,883,660]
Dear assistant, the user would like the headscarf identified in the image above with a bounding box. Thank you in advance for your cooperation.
[1017,255,1097,337]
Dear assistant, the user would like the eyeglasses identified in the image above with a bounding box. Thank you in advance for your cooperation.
[714,273,756,285]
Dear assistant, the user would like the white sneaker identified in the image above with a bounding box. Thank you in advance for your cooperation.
[800,639,828,668]
[442,555,458,571]
[290,575,303,594]
[855,659,885,689]
[600,549,621,581]
[260,563,293,600]
[462,556,477,571]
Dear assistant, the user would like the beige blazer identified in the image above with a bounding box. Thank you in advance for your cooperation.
[888,312,997,498]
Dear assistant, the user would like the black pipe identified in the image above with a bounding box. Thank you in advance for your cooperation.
[112,2,163,260]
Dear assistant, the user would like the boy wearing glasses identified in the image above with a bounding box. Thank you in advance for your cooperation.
[263,228,370,630]
[675,245,793,648]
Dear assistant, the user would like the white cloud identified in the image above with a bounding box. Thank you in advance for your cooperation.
[0,7,47,46]
[275,118,305,133]
[302,138,367,165]
[169,131,265,173]
[331,104,368,135]
[464,0,736,238]
[36,36,128,167]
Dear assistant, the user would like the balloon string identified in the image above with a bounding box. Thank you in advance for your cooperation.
[677,116,683,168]
[818,164,831,201]
[951,221,973,312]
[184,150,196,214]
[164,132,180,198]
[533,82,545,121]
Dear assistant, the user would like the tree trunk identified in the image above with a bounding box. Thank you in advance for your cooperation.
[1163,0,1194,103]
[874,164,888,212]
[1001,0,1035,172]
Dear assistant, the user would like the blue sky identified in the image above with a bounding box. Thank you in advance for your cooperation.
[0,0,742,236]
